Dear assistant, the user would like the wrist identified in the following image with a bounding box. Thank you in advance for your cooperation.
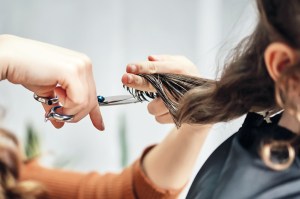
[0,34,12,81]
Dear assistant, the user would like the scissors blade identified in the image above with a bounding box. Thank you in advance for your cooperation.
[98,95,142,106]
[104,95,135,103]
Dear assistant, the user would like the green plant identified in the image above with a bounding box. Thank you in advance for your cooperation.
[118,112,128,168]
[24,123,41,160]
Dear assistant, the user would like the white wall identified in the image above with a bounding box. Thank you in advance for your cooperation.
[0,0,256,197]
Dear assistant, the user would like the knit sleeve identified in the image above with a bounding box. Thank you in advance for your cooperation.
[132,146,184,199]
[20,145,183,199]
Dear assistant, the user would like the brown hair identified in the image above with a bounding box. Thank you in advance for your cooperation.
[177,0,288,125]
[0,128,45,199]
[127,0,300,127]
[125,73,215,126]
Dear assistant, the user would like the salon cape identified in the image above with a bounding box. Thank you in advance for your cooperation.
[187,112,300,199]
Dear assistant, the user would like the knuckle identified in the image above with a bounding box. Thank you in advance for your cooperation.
[147,63,157,73]
[77,59,87,69]
[135,64,142,73]
[67,63,82,76]
[141,77,149,87]
[72,95,86,106]
[82,100,89,108]
[134,76,147,88]
[134,76,142,85]
[72,55,93,74]
[81,54,92,68]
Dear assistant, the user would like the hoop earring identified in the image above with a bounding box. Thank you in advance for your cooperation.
[260,141,295,171]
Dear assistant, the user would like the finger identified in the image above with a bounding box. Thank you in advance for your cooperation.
[155,112,174,124]
[35,90,64,129]
[52,87,85,124]
[54,87,67,105]
[54,85,86,119]
[147,98,169,116]
[89,105,105,131]
[126,61,185,75]
[56,77,103,130]
[42,103,65,128]
[122,73,155,92]
[55,105,88,124]
[150,55,200,76]
[148,55,182,62]
[87,74,105,131]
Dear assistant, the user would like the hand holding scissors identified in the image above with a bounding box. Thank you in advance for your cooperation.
[0,35,104,131]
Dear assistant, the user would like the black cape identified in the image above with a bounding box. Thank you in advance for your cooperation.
[187,112,300,199]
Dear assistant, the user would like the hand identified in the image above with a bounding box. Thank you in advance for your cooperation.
[121,55,200,124]
[0,35,104,131]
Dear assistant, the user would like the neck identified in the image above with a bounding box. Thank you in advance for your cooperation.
[278,111,300,134]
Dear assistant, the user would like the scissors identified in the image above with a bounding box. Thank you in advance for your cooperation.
[33,93,144,122]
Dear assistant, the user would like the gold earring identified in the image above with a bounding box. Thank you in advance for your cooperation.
[260,141,295,171]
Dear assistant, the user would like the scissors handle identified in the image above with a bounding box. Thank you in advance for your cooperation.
[45,106,74,122]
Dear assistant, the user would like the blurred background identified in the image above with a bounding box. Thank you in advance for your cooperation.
[0,0,256,197]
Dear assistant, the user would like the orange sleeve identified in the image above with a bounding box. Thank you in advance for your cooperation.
[20,146,183,199]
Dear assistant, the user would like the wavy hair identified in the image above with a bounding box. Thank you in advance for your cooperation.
[126,0,300,127]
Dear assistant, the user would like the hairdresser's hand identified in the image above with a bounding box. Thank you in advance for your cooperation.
[122,55,199,124]
[0,34,104,131]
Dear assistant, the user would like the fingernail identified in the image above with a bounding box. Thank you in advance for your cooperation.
[128,65,137,73]
[149,55,160,61]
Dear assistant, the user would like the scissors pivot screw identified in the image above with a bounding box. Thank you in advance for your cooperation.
[97,96,105,103]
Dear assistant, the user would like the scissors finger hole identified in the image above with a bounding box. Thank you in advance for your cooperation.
[45,106,74,122]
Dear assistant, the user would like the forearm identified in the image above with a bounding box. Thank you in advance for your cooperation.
[142,124,211,190]
[22,159,173,199]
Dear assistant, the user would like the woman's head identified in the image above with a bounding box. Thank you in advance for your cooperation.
[176,0,300,125]
[0,128,44,199]
[261,0,300,120]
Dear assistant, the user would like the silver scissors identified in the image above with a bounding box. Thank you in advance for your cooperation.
[97,95,142,106]
[33,93,143,122]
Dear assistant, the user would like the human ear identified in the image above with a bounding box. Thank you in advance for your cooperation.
[264,42,298,82]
